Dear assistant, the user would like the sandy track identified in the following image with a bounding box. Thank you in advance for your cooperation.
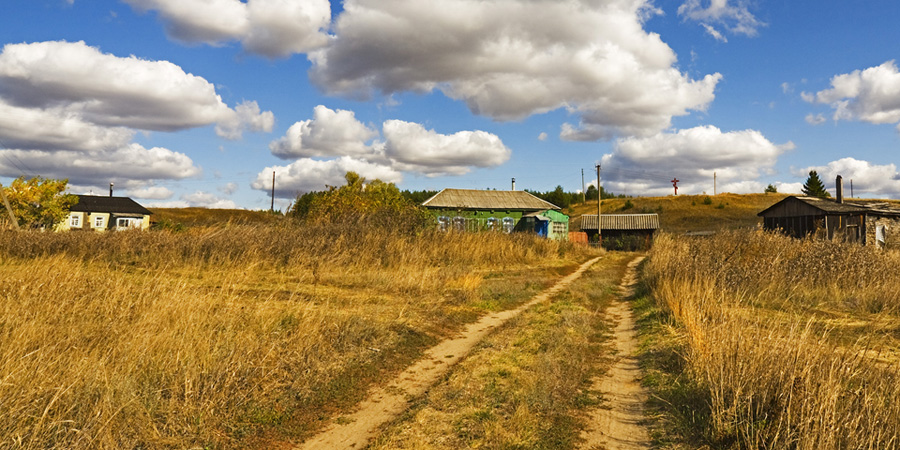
[579,256,650,450]
[296,256,603,450]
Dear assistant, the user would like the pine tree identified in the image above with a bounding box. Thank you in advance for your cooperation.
[801,170,830,198]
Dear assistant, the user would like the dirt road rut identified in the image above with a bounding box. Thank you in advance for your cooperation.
[579,256,650,450]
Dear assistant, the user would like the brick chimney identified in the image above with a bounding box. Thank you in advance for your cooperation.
[836,175,843,204]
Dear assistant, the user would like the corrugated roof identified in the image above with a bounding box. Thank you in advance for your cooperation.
[71,195,152,215]
[580,214,659,231]
[422,189,560,211]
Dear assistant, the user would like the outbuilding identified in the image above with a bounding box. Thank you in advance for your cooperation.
[758,176,900,248]
[421,188,568,240]
[579,214,659,250]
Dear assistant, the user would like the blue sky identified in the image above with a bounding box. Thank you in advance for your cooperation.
[2,0,900,210]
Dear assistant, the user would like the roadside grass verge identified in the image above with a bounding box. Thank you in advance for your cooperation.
[637,230,900,449]
[0,225,598,449]
[367,253,633,450]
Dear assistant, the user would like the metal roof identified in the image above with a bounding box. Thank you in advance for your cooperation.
[580,214,659,231]
[71,195,152,215]
[422,189,560,211]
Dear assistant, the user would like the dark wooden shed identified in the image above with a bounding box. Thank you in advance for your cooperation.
[579,214,659,250]
[758,196,900,248]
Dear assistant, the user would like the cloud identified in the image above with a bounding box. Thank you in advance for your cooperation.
[701,23,728,42]
[805,113,827,126]
[215,100,275,140]
[678,0,764,38]
[794,157,900,198]
[266,105,511,178]
[122,0,331,58]
[252,156,403,198]
[218,182,239,195]
[126,186,175,200]
[538,132,548,141]
[600,125,792,195]
[310,0,721,140]
[0,144,201,186]
[382,120,511,176]
[181,191,240,209]
[806,61,900,128]
[0,41,273,138]
[269,105,379,159]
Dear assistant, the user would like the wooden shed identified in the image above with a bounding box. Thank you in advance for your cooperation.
[421,188,568,240]
[579,214,659,250]
[758,196,900,248]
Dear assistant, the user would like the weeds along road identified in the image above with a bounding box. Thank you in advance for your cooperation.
[296,256,603,450]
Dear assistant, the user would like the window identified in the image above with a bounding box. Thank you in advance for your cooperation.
[453,216,466,232]
[94,216,105,228]
[552,222,567,235]
[502,217,515,234]
[70,214,80,227]
[117,218,136,229]
[486,217,499,231]
[437,216,450,232]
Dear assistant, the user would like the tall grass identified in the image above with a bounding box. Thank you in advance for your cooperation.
[0,224,596,449]
[644,230,900,449]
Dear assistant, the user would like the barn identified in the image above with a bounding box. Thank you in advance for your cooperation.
[421,188,569,240]
[579,214,659,250]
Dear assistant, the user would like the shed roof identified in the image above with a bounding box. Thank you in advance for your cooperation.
[757,196,900,217]
[71,195,152,216]
[580,214,659,231]
[422,189,560,211]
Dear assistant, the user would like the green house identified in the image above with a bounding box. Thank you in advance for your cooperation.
[421,188,569,240]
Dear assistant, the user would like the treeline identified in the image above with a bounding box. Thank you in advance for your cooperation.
[525,185,622,209]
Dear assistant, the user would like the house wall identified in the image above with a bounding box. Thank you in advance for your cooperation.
[88,213,111,231]
[543,209,569,241]
[865,215,900,249]
[57,211,86,231]
[428,209,525,232]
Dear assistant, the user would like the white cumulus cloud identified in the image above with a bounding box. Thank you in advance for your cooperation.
[126,186,175,200]
[600,125,792,196]
[252,156,403,197]
[794,157,900,198]
[123,0,331,58]
[310,0,721,140]
[382,120,511,176]
[805,61,900,129]
[270,105,379,159]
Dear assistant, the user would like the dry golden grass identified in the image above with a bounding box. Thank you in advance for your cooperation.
[0,225,598,449]
[641,230,900,449]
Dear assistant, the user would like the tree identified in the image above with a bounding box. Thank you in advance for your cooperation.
[765,184,778,194]
[0,176,77,228]
[801,170,830,198]
[288,172,430,232]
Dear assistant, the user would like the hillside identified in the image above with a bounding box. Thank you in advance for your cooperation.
[565,193,790,234]
[149,207,281,228]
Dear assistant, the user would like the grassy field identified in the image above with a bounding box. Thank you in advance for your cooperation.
[637,230,900,449]
[0,224,598,449]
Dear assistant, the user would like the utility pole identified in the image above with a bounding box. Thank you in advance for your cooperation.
[850,179,854,198]
[671,178,680,196]
[714,172,717,195]
[270,171,275,212]
[581,168,585,204]
[0,182,19,230]
[596,164,601,245]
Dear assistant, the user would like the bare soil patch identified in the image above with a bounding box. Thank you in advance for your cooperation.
[579,256,650,450]
[295,256,603,450]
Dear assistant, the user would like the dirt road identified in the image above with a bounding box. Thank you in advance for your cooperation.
[579,256,650,450]
[296,257,603,450]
